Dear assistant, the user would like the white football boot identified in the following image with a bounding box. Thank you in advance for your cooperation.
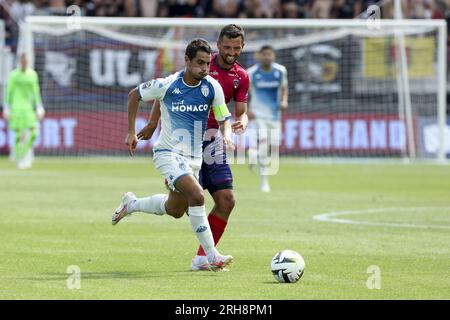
[112,192,137,225]
[190,255,211,272]
[208,253,234,272]
[191,254,232,272]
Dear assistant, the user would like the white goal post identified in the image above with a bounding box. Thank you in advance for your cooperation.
[17,17,447,161]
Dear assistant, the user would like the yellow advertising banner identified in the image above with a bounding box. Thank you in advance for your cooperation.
[363,36,435,78]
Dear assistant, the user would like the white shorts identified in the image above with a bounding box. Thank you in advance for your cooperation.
[253,119,281,146]
[153,151,201,191]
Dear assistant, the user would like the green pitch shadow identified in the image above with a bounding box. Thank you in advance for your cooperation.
[23,270,220,281]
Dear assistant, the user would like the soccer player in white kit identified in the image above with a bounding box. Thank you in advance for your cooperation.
[112,39,234,271]
[247,45,288,192]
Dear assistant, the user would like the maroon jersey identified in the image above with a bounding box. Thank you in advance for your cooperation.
[207,53,249,129]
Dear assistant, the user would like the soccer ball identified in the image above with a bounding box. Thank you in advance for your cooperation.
[271,250,305,283]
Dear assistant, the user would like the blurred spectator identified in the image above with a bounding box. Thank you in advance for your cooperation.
[260,0,281,18]
[405,0,432,18]
[331,0,356,19]
[310,0,332,18]
[1,0,450,24]
[158,0,204,17]
[139,0,158,16]
[9,0,35,21]
[281,0,305,18]
[120,0,138,17]
[212,0,241,18]
[241,0,263,18]
[49,0,65,8]
[431,0,446,19]
[241,0,280,18]
[0,0,19,48]
[85,0,119,17]
[35,0,66,15]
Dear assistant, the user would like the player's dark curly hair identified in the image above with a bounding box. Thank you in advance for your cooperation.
[218,24,245,42]
[260,45,274,52]
[185,38,212,60]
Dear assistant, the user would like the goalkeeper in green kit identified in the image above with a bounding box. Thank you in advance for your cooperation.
[2,54,45,169]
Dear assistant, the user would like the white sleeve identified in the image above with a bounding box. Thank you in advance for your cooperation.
[210,78,231,122]
[137,73,177,102]
[247,65,256,82]
[211,78,226,107]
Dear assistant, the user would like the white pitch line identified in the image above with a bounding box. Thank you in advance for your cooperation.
[312,207,450,230]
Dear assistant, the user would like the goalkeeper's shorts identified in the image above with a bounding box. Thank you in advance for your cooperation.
[9,110,37,130]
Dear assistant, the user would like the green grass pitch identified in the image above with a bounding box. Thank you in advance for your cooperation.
[1,157,449,299]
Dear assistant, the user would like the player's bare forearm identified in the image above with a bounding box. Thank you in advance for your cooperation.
[137,100,161,140]
[232,102,248,134]
[127,88,140,134]
[147,100,161,124]
[281,87,288,110]
[235,101,247,118]
[126,88,140,156]
[219,120,235,151]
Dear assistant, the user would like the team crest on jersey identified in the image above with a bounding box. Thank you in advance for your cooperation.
[201,85,209,97]
[233,79,240,89]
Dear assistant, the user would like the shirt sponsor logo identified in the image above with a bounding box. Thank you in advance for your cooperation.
[171,104,209,112]
[255,80,279,88]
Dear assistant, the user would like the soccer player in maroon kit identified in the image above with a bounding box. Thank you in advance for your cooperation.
[135,24,249,271]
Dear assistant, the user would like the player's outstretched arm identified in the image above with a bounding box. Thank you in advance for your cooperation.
[32,71,45,120]
[280,86,288,110]
[137,100,161,140]
[280,65,288,110]
[130,75,171,151]
[3,72,14,120]
[126,88,141,156]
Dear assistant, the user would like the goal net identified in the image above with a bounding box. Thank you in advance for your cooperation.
[9,17,447,161]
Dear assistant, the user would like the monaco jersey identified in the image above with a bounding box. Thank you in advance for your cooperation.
[247,62,288,121]
[206,54,249,129]
[138,71,231,159]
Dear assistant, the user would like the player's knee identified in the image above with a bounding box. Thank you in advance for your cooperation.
[165,198,188,219]
[188,189,205,207]
[216,193,235,215]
